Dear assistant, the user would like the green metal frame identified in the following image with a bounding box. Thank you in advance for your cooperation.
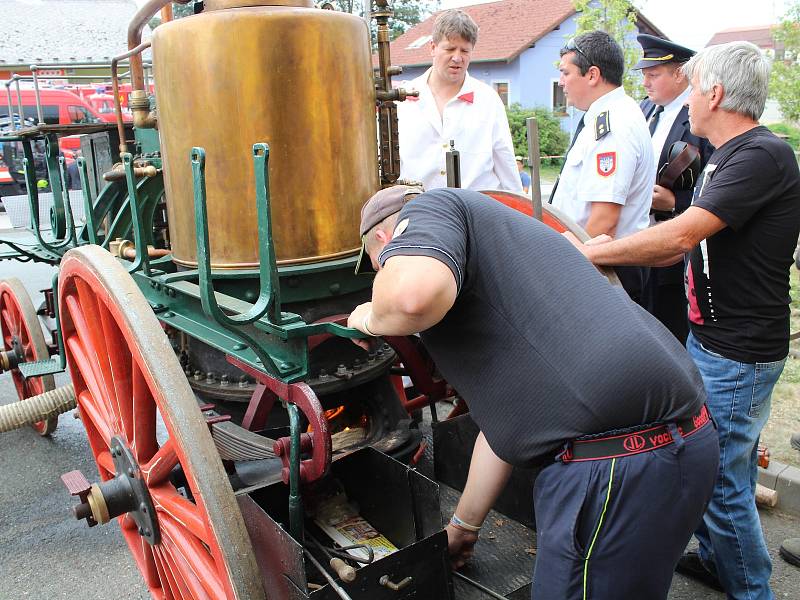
[126,143,366,384]
[2,124,369,526]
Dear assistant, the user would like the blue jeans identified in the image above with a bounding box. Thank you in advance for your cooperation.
[686,332,786,600]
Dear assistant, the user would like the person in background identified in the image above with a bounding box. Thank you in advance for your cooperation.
[515,156,531,193]
[396,9,521,192]
[550,30,654,305]
[569,41,800,599]
[635,34,714,344]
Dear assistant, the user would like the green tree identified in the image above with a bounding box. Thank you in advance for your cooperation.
[390,0,437,39]
[505,103,570,158]
[148,1,197,29]
[572,0,643,98]
[771,2,800,123]
[335,0,437,40]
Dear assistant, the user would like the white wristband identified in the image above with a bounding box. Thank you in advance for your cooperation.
[450,513,481,532]
[362,312,378,337]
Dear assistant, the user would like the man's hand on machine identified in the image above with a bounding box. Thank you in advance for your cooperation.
[347,302,376,350]
[445,523,479,570]
[563,231,613,261]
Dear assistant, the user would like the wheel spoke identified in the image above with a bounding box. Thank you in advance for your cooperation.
[131,359,158,462]
[96,448,116,476]
[151,547,176,600]
[142,439,179,487]
[65,295,121,430]
[152,486,211,547]
[67,336,116,438]
[139,538,161,589]
[160,517,224,600]
[0,304,17,341]
[160,531,213,600]
[154,545,185,600]
[99,304,134,442]
[123,530,162,592]
[74,387,113,448]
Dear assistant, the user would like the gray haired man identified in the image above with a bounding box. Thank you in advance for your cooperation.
[570,41,800,598]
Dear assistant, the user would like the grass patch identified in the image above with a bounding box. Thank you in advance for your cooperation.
[527,162,562,184]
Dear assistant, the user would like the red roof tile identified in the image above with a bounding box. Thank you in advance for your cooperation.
[707,25,777,49]
[389,0,577,66]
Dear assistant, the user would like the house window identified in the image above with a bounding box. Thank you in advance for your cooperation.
[552,81,567,116]
[493,82,509,106]
[406,35,432,49]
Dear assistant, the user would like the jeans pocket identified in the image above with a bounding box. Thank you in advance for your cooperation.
[750,358,786,418]
[699,341,725,359]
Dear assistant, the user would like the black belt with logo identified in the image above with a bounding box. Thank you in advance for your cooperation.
[560,405,711,463]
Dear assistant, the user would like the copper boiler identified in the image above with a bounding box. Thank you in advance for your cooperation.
[152,0,379,268]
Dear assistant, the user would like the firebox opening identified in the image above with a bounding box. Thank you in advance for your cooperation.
[309,401,372,452]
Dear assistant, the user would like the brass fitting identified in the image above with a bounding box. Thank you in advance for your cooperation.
[109,238,171,260]
[102,163,158,182]
[86,483,111,525]
[129,90,157,129]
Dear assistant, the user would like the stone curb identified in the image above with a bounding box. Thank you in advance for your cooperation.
[758,460,800,517]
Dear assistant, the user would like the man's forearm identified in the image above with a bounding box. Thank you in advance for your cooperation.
[579,206,726,267]
[367,302,435,336]
[453,432,513,526]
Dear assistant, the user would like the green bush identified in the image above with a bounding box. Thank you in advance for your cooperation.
[768,122,800,150]
[505,103,569,159]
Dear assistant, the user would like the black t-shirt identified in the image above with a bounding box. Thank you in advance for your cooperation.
[687,126,800,363]
[379,189,705,467]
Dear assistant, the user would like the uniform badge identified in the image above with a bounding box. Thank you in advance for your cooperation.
[595,111,611,140]
[596,152,616,177]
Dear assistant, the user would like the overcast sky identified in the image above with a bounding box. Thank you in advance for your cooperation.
[134,0,789,50]
[440,0,790,50]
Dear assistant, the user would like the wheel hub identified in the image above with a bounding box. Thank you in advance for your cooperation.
[63,436,160,545]
[0,337,22,372]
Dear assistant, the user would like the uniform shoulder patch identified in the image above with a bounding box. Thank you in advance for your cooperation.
[596,152,616,177]
[595,111,611,140]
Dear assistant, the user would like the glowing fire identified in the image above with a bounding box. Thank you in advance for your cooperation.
[306,405,369,451]
[324,406,345,420]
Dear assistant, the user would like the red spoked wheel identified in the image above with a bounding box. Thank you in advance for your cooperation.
[0,277,58,435]
[481,190,622,286]
[58,246,265,600]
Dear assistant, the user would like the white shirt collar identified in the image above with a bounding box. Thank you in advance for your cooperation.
[584,86,626,122]
[663,87,690,114]
[419,68,477,104]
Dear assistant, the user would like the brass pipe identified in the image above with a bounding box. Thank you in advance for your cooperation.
[127,0,191,128]
[128,0,189,90]
[108,238,171,259]
[161,3,174,23]
[372,0,417,184]
[102,163,158,182]
[111,41,152,154]
[123,246,171,259]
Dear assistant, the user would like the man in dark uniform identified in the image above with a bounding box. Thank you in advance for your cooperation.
[635,34,713,343]
[349,184,718,599]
